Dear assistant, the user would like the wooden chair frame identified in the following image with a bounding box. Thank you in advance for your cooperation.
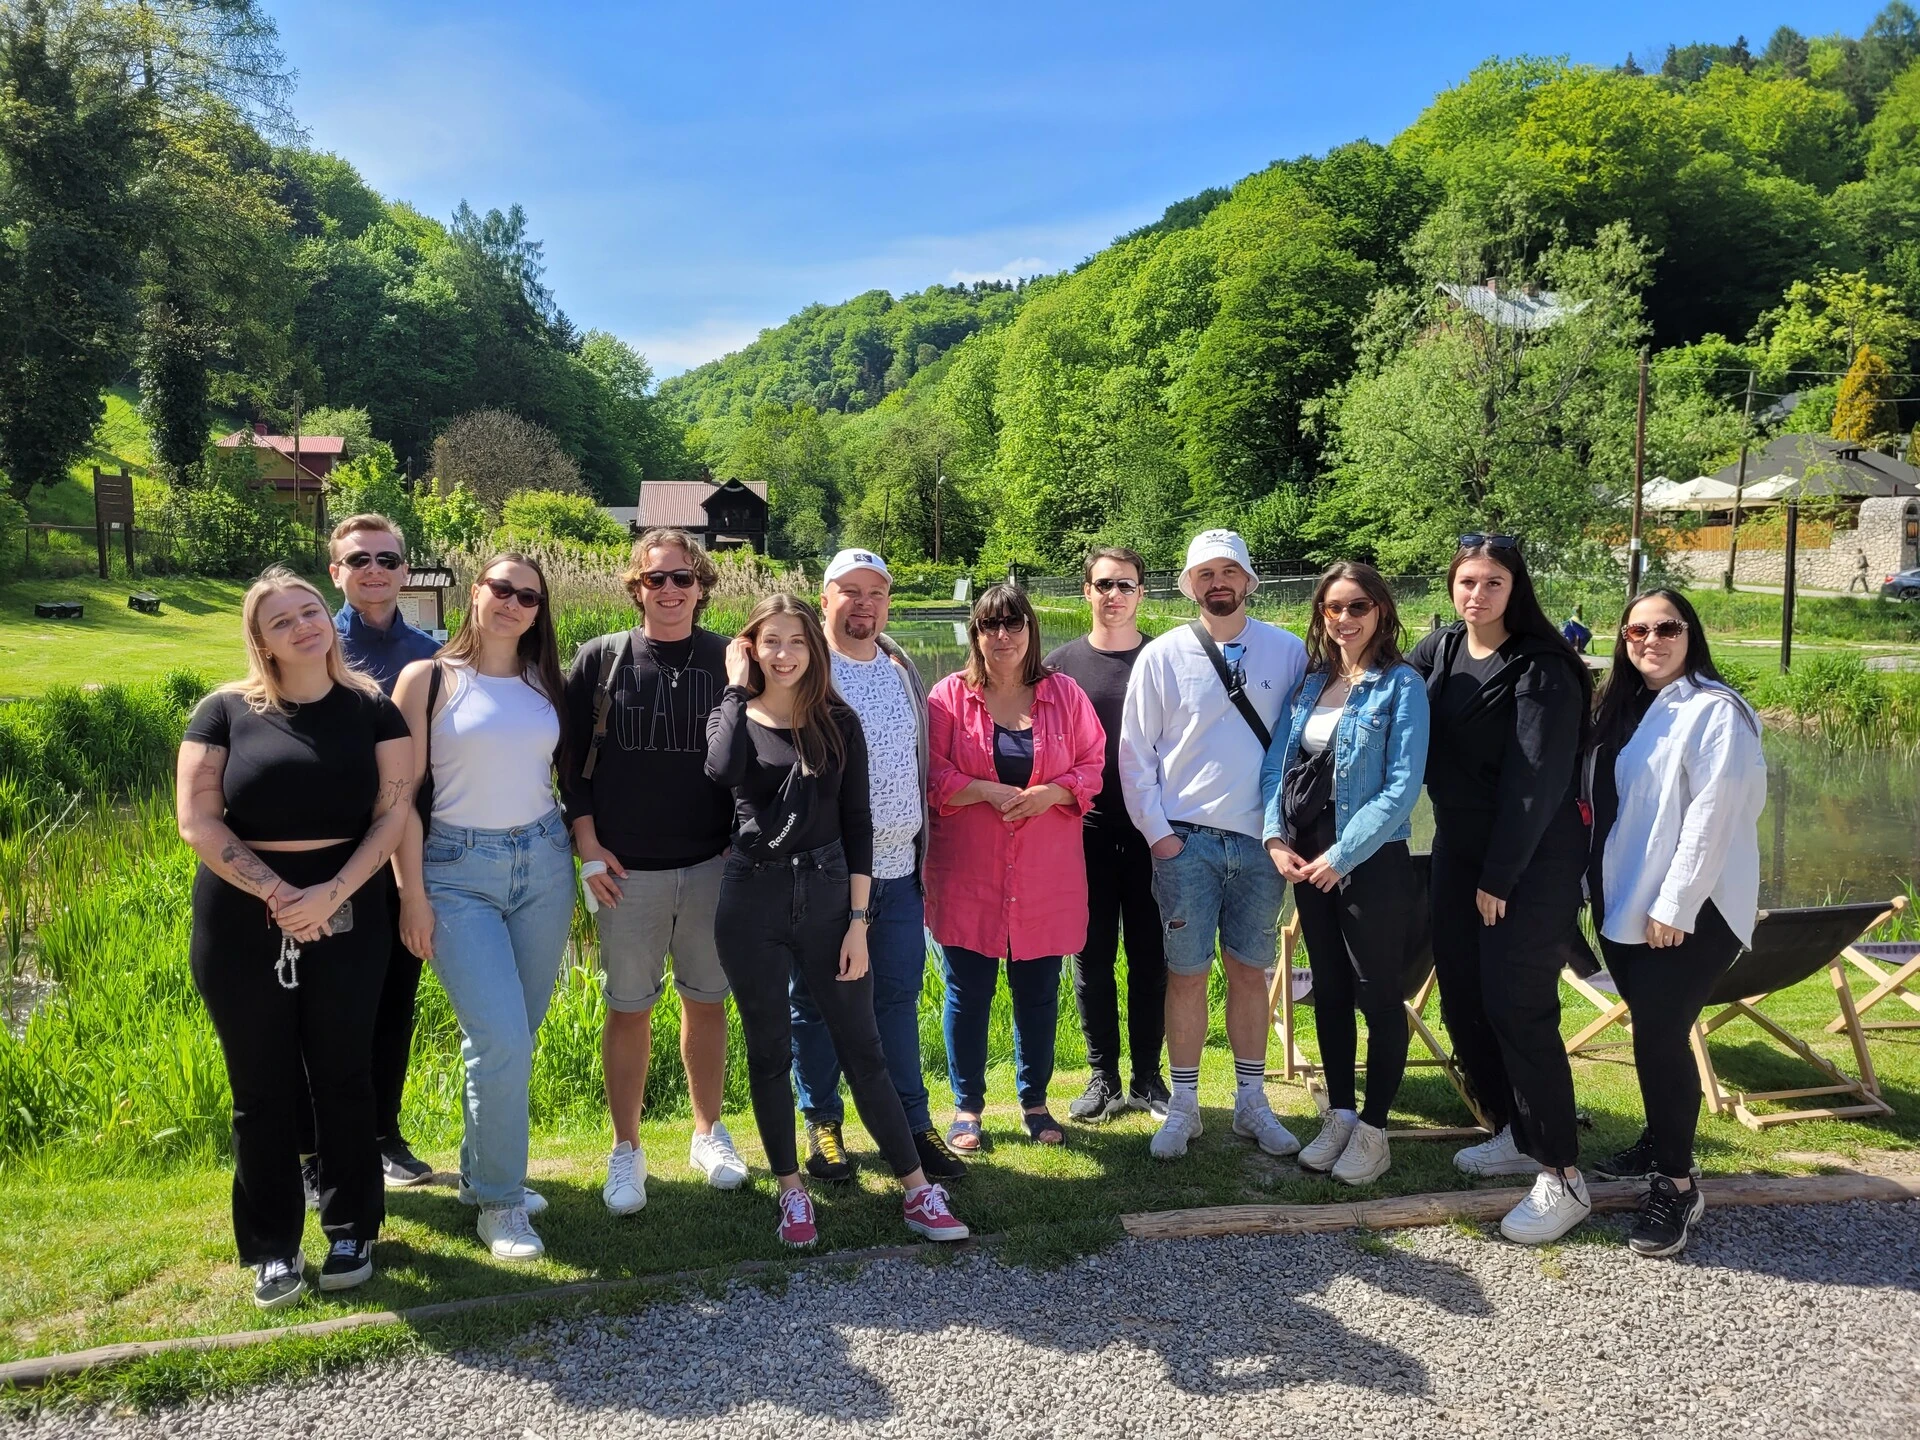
[1826,939,1920,1035]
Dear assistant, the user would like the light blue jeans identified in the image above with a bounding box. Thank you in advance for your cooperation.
[423,807,576,1209]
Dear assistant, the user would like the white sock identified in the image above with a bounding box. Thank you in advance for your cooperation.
[1332,1107,1358,1124]
[1234,1056,1266,1105]
[1170,1064,1200,1107]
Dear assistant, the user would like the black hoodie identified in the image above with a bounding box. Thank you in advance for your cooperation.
[1408,623,1588,901]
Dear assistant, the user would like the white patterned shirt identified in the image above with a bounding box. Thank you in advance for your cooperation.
[832,648,922,879]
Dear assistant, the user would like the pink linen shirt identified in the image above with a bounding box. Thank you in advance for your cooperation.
[924,671,1107,961]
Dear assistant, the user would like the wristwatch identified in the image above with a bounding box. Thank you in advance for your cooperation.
[848,907,870,922]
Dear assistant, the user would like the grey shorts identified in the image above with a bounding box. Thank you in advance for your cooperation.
[595,853,728,1012]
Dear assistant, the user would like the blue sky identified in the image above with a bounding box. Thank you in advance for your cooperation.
[274,2,1881,376]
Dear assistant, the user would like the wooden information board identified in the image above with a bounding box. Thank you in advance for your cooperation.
[92,468,135,579]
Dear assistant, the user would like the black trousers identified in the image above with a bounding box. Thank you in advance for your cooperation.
[1293,840,1413,1128]
[296,868,420,1156]
[1600,900,1743,1177]
[190,845,387,1264]
[1430,806,1587,1169]
[1072,822,1167,1088]
[714,843,920,1180]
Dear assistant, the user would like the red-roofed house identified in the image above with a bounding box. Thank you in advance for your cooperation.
[603,477,770,553]
[213,422,346,527]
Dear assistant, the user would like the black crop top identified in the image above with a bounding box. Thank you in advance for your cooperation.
[183,685,411,842]
[704,687,874,873]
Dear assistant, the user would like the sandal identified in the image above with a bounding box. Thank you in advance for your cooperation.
[1022,1110,1065,1145]
[947,1116,985,1153]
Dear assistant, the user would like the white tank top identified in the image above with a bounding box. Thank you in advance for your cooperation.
[1300,697,1343,756]
[430,664,560,829]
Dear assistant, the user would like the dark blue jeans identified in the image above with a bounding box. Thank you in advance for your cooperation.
[790,873,932,1133]
[942,945,1062,1114]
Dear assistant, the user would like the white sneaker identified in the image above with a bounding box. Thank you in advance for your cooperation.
[458,1180,548,1215]
[1499,1169,1592,1245]
[1298,1110,1358,1173]
[1453,1125,1538,1178]
[1150,1098,1204,1160]
[477,1204,545,1261]
[604,1140,648,1215]
[1232,1095,1301,1157]
[1331,1120,1392,1186]
[689,1122,749,1190]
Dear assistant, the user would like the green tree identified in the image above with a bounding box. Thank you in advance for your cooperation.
[720,404,843,560]
[496,489,625,549]
[1833,344,1900,440]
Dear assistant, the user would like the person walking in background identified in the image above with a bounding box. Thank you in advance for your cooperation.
[1589,590,1766,1259]
[394,554,575,1262]
[1260,563,1428,1186]
[706,596,968,1248]
[1045,547,1170,1122]
[561,529,746,1219]
[1119,529,1307,1161]
[792,549,965,1185]
[177,567,415,1308]
[1852,549,1872,594]
[926,585,1107,1152]
[1408,535,1595,1245]
[323,513,443,1192]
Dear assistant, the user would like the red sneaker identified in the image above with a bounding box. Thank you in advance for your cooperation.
[777,1187,818,1248]
[903,1183,969,1242]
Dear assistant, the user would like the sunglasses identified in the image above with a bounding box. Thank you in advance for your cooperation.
[483,576,545,609]
[341,550,403,571]
[1090,578,1141,596]
[1321,599,1376,619]
[1622,619,1688,643]
[639,569,699,590]
[977,615,1028,636]
[1459,533,1519,551]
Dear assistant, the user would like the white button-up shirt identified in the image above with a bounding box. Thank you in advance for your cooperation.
[1601,675,1768,946]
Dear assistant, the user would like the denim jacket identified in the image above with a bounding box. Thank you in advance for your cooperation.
[1258,660,1430,876]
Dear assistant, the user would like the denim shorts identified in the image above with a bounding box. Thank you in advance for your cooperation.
[1149,822,1285,975]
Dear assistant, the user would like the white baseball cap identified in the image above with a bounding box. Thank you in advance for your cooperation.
[823,548,892,587]
[1179,529,1258,599]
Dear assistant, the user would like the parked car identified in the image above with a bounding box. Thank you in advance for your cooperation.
[1881,568,1920,599]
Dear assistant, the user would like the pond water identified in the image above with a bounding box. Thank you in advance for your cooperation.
[885,617,1920,910]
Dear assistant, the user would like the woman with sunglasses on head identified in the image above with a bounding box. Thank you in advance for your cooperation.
[1260,563,1428,1185]
[1407,534,1595,1244]
[1588,591,1765,1259]
[176,567,415,1308]
[706,596,969,1247]
[393,553,574,1262]
[926,585,1107,1153]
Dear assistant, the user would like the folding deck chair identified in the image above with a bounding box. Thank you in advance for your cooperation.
[1826,935,1920,1035]
[1266,851,1492,1141]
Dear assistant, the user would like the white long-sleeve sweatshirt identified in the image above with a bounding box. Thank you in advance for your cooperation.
[1119,616,1306,844]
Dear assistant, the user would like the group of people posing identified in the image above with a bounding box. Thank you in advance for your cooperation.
[175,514,1765,1311]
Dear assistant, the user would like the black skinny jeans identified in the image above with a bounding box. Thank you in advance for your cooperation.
[1600,900,1744,1177]
[714,842,920,1180]
[1293,840,1414,1128]
[190,844,387,1264]
[1430,805,1588,1169]
[1072,822,1167,1089]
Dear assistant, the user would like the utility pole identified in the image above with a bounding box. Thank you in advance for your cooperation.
[933,470,945,565]
[1629,347,1649,597]
[1781,499,1800,673]
[1723,369,1756,592]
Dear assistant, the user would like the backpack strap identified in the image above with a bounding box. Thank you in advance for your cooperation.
[580,631,635,782]
[414,661,443,824]
[1188,619,1272,750]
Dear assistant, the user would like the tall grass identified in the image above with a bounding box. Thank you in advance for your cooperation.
[1721,653,1920,751]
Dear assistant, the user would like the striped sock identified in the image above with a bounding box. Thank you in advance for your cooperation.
[1170,1064,1200,1107]
[1235,1056,1267,1105]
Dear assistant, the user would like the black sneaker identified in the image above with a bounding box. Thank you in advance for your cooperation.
[253,1250,306,1311]
[319,1238,375,1291]
[1595,1134,1702,1183]
[915,1127,968,1181]
[1628,1174,1706,1259]
[805,1119,853,1183]
[301,1154,322,1212]
[380,1140,434,1188]
[1128,1076,1172,1119]
[1068,1073,1128,1123]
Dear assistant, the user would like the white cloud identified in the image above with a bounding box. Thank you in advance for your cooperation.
[947,257,1050,285]
[630,321,769,379]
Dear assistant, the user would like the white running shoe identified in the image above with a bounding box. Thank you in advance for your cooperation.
[1232,1095,1301,1157]
[603,1140,648,1215]
[1332,1120,1392,1186]
[1452,1125,1539,1178]
[689,1122,749,1190]
[1298,1110,1359,1173]
[458,1180,548,1215]
[477,1204,545,1261]
[1499,1169,1592,1245]
[1150,1099,1204,1160]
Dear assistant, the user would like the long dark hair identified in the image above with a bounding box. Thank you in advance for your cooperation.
[739,594,847,775]
[1593,588,1757,752]
[1447,537,1594,713]
[963,584,1049,692]
[442,551,571,774]
[1305,562,1404,676]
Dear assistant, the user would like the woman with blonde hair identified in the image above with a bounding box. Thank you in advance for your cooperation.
[177,566,415,1309]
[706,595,968,1248]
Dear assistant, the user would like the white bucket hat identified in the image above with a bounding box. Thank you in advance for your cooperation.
[1179,529,1258,600]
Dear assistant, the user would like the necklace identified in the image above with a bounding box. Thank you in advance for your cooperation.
[644,636,690,689]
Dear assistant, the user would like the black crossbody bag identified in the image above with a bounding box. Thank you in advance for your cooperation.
[1189,619,1272,749]
[414,661,443,825]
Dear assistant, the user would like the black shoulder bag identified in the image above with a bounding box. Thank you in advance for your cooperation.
[414,662,443,825]
[1188,619,1271,749]
[580,631,636,782]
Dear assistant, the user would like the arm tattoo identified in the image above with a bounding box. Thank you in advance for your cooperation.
[219,841,281,895]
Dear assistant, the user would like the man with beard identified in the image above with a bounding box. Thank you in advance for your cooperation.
[1119,530,1306,1160]
[789,549,966,1183]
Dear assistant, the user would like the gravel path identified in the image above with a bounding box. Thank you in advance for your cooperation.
[19,1201,1920,1440]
